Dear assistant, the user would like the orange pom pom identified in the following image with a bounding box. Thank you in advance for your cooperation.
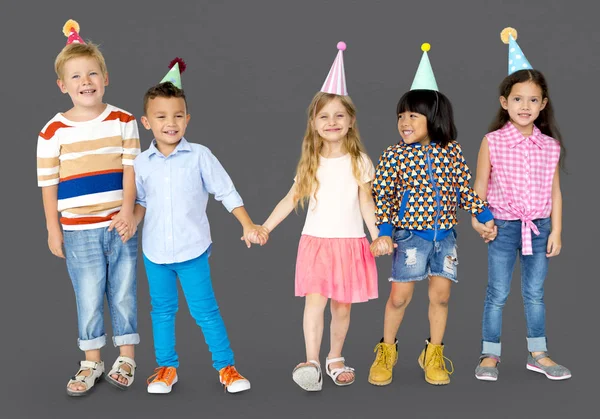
[500,27,517,44]
[62,19,80,37]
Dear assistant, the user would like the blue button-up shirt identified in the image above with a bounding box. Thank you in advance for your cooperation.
[134,138,243,264]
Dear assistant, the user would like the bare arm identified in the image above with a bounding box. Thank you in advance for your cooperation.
[473,137,492,200]
[359,183,379,241]
[262,183,297,233]
[121,166,136,214]
[546,164,562,257]
[133,204,146,226]
[42,185,64,258]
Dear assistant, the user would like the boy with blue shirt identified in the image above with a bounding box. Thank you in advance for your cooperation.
[132,63,268,394]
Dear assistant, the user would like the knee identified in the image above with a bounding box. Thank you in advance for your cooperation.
[331,302,351,319]
[429,292,450,307]
[151,298,178,316]
[486,286,509,308]
[388,293,412,309]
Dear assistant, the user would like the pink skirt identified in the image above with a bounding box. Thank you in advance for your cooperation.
[295,235,378,303]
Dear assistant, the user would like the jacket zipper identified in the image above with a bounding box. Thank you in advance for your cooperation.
[425,147,441,241]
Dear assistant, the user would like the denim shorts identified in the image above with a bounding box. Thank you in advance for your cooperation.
[390,229,458,283]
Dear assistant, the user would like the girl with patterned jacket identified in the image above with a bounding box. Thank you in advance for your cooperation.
[368,44,494,387]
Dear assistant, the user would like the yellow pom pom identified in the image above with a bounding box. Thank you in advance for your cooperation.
[63,19,80,37]
[500,27,517,44]
[421,43,431,52]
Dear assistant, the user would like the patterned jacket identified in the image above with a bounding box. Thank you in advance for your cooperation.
[372,141,492,238]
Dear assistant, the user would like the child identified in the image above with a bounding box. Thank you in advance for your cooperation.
[473,28,571,382]
[369,44,495,386]
[132,59,268,394]
[36,20,141,396]
[251,43,379,391]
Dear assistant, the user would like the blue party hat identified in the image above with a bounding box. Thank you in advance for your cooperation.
[410,43,438,91]
[501,27,533,75]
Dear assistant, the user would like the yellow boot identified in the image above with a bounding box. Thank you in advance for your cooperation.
[368,339,398,386]
[417,339,454,385]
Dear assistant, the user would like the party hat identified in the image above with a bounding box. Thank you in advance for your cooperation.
[160,57,187,89]
[320,42,348,96]
[501,27,533,75]
[62,19,85,45]
[410,43,438,91]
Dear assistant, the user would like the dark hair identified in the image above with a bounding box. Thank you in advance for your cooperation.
[396,89,457,147]
[489,69,566,168]
[143,82,188,114]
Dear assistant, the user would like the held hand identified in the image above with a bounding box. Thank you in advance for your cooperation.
[546,231,562,257]
[370,236,396,257]
[109,211,137,243]
[48,228,65,259]
[241,224,270,248]
[472,217,497,243]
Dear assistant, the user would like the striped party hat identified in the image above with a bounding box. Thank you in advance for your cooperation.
[320,42,348,96]
[62,19,85,45]
[501,27,533,75]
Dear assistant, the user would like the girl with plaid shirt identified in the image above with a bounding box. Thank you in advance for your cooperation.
[473,69,571,381]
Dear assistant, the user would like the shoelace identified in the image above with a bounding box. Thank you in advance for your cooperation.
[147,366,175,385]
[220,366,244,391]
[427,346,454,375]
[373,343,394,369]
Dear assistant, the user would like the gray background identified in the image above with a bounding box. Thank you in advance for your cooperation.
[1,0,596,418]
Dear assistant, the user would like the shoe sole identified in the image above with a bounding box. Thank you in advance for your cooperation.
[418,357,450,386]
[368,377,392,386]
[526,364,572,380]
[147,376,178,394]
[475,374,498,382]
[292,366,322,391]
[225,381,251,393]
[66,374,103,397]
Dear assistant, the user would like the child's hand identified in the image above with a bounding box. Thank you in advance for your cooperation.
[241,224,269,248]
[48,228,65,258]
[546,230,562,257]
[370,236,396,257]
[109,211,137,243]
[472,218,497,243]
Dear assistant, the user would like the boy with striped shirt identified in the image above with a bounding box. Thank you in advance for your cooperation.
[37,20,141,396]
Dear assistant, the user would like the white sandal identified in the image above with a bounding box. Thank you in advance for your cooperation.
[292,360,322,391]
[105,356,136,390]
[66,360,105,396]
[325,357,355,386]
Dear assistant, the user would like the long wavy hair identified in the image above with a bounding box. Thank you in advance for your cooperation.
[489,69,566,169]
[294,92,369,209]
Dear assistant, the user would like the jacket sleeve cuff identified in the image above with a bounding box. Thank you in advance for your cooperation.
[378,223,394,237]
[475,208,494,223]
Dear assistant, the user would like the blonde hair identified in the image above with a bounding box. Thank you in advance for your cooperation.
[294,92,369,209]
[54,42,107,80]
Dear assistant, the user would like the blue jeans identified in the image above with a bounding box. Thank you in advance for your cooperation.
[481,218,551,356]
[64,227,139,351]
[142,250,234,371]
[390,229,458,283]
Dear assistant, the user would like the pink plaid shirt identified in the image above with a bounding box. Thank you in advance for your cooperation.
[486,122,560,255]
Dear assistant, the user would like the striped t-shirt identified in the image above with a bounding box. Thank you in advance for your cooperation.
[37,104,141,230]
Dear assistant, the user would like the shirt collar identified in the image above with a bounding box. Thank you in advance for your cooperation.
[148,137,192,158]
[504,122,545,149]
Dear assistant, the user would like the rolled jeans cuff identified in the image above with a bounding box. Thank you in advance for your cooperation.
[113,333,140,347]
[527,337,547,353]
[78,334,106,351]
[482,341,502,357]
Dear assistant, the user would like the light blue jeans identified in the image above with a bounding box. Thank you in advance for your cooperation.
[481,218,551,356]
[64,227,139,351]
[142,249,234,371]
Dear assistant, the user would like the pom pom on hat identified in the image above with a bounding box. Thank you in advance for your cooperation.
[168,57,187,73]
[421,43,431,52]
[501,27,518,44]
[336,41,346,51]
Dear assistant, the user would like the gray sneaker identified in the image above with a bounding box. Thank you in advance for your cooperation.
[526,352,571,380]
[475,354,500,382]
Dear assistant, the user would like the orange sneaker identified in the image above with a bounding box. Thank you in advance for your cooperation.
[219,365,251,393]
[147,366,178,394]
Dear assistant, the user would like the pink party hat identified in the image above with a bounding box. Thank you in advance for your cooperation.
[62,19,85,45]
[320,42,348,96]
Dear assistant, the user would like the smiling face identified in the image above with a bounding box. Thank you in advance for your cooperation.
[57,56,108,112]
[141,96,190,155]
[500,81,548,135]
[312,97,354,144]
[397,111,430,145]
